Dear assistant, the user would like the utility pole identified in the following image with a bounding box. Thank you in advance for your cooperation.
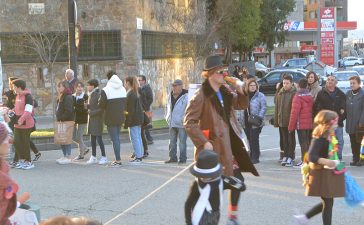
[68,0,77,77]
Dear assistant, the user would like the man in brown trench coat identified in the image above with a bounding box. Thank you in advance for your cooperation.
[184,55,259,225]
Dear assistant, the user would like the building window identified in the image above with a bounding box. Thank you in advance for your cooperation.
[78,30,122,61]
[309,10,317,19]
[178,0,185,7]
[142,31,195,59]
[166,0,175,5]
[0,30,122,63]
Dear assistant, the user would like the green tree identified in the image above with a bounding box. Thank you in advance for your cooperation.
[259,0,295,65]
[208,0,262,63]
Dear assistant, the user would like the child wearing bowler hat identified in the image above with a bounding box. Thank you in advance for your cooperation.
[185,150,246,225]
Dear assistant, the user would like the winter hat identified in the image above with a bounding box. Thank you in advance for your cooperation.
[190,150,222,178]
[0,122,9,144]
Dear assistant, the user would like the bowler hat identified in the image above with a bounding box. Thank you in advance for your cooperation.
[190,150,222,178]
[203,55,225,71]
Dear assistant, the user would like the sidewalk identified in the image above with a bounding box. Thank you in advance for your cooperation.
[35,107,166,130]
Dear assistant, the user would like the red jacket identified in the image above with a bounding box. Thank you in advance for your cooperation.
[288,89,313,131]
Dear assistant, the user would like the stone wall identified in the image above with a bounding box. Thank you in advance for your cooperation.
[2,61,119,116]
[0,0,206,116]
[139,57,203,107]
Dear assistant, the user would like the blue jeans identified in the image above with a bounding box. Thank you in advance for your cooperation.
[129,126,143,159]
[61,144,72,157]
[168,127,187,162]
[335,127,344,160]
[107,126,121,161]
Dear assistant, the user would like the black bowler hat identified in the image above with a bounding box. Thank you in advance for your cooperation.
[190,150,222,178]
[203,55,225,71]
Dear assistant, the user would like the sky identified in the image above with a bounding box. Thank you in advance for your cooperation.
[348,0,364,39]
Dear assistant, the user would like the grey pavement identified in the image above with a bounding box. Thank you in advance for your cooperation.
[11,125,364,225]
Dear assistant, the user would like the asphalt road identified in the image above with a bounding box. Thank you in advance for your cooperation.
[11,125,364,225]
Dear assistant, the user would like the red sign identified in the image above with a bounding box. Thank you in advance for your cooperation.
[320,7,335,66]
[300,45,318,52]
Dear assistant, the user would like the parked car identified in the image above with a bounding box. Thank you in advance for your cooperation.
[340,57,362,67]
[303,61,337,86]
[275,58,309,69]
[351,65,364,83]
[351,65,364,75]
[257,69,308,94]
[255,62,270,78]
[332,71,361,94]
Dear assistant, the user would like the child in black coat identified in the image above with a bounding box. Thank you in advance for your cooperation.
[185,150,246,225]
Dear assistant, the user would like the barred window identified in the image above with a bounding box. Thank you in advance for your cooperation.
[78,30,122,61]
[0,30,122,63]
[142,31,195,59]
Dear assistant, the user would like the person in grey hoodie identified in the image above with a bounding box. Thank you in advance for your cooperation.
[98,71,126,167]
[165,79,188,164]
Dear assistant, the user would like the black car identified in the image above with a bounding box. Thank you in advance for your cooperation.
[257,69,308,94]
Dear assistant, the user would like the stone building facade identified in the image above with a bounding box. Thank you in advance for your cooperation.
[0,0,206,116]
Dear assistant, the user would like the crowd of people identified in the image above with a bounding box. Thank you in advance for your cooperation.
[1,53,364,225]
[273,71,364,168]
[1,69,155,169]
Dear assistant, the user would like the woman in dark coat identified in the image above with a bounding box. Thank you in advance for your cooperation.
[124,76,144,163]
[56,80,74,165]
[86,79,107,165]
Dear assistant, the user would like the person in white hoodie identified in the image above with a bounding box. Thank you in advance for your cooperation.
[98,71,126,167]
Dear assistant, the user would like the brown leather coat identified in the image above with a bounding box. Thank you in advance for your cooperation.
[184,80,259,176]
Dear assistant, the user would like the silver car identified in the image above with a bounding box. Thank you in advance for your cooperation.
[333,71,361,94]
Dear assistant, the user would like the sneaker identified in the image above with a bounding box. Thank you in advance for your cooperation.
[73,155,84,161]
[293,214,309,225]
[33,152,41,161]
[165,159,178,164]
[147,140,154,145]
[57,157,71,165]
[227,218,240,225]
[294,160,303,168]
[178,160,187,165]
[281,157,288,166]
[86,156,98,165]
[14,160,25,169]
[22,161,34,170]
[109,161,122,168]
[83,149,90,156]
[56,157,64,164]
[129,158,142,164]
[143,152,149,159]
[10,161,18,168]
[98,156,108,165]
[285,158,293,167]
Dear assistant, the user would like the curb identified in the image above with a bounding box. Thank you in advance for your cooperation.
[32,128,170,151]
